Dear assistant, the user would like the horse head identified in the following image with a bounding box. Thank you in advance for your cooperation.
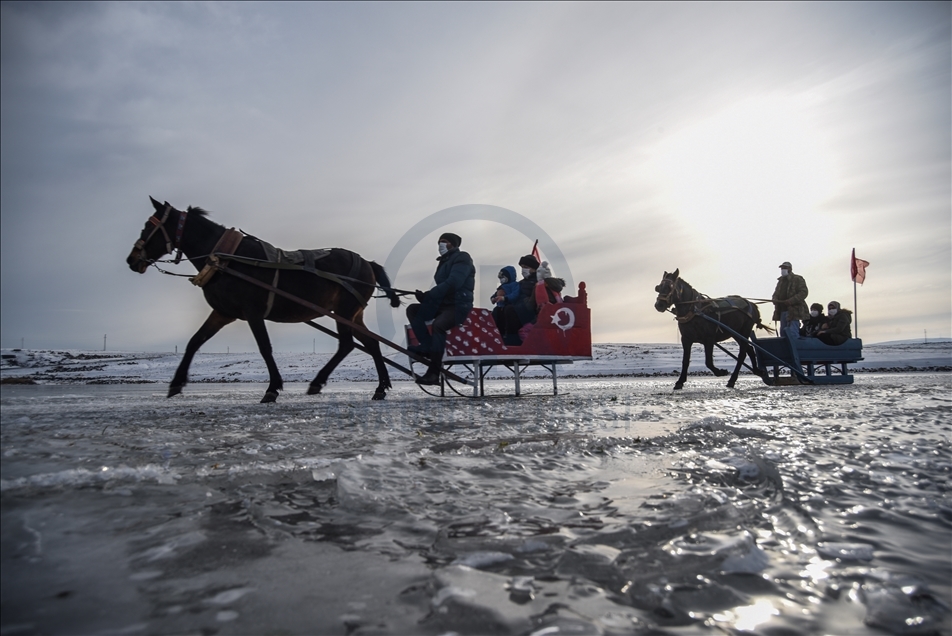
[126,197,185,273]
[654,268,680,312]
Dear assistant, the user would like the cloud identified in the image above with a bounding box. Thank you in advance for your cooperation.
[1,2,949,352]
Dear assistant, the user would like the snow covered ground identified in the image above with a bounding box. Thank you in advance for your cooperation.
[2,340,949,387]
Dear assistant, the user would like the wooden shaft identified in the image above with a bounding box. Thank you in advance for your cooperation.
[303,320,415,379]
[220,265,471,384]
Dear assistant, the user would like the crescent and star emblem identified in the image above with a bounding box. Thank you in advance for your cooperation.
[550,307,575,331]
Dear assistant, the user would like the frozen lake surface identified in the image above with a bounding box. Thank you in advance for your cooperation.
[2,373,950,635]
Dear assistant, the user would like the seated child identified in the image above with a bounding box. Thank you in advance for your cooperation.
[490,266,522,335]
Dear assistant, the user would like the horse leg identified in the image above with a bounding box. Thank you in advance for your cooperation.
[705,342,729,377]
[353,330,391,400]
[726,339,747,388]
[247,316,283,403]
[308,324,355,396]
[169,310,235,397]
[675,340,691,390]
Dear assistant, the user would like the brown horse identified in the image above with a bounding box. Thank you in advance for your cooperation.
[654,269,773,390]
[126,197,400,402]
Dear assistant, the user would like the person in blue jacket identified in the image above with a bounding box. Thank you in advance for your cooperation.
[490,265,522,336]
[406,232,475,385]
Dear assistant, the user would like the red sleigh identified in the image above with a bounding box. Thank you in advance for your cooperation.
[406,282,592,396]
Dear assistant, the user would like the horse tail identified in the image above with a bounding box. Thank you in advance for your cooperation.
[370,261,400,308]
[748,301,776,334]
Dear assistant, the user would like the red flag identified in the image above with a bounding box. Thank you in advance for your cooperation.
[531,240,540,263]
[851,248,869,284]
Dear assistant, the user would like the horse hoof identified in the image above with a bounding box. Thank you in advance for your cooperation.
[307,383,324,395]
[371,391,386,401]
[168,385,183,398]
[673,384,684,391]
[714,369,729,377]
[261,391,278,403]
[726,381,736,389]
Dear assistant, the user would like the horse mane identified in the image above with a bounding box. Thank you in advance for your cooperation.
[187,206,210,217]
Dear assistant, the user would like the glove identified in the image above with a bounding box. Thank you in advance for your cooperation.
[415,290,426,303]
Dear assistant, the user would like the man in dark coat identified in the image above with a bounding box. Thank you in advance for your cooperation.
[406,232,475,385]
[771,261,809,339]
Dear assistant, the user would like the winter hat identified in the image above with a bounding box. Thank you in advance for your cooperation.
[810,303,823,312]
[438,232,461,248]
[518,254,540,269]
[778,261,792,269]
[828,300,841,310]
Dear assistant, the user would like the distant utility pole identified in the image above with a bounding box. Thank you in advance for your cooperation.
[103,334,107,351]
[20,338,24,349]
[313,338,316,354]
[924,329,928,344]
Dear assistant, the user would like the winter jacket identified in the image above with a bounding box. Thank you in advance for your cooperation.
[492,266,522,306]
[771,273,810,321]
[426,247,475,312]
[819,309,853,345]
[800,313,826,338]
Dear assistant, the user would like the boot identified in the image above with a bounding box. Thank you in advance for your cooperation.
[415,355,443,386]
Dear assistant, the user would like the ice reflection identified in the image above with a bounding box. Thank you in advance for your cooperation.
[712,598,780,631]
[801,558,832,581]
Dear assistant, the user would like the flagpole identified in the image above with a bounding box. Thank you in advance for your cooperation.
[853,278,858,338]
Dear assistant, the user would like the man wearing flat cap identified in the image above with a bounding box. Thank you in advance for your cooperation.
[771,261,809,339]
[407,232,475,385]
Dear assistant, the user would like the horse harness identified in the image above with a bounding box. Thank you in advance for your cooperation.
[659,276,756,331]
[189,230,369,317]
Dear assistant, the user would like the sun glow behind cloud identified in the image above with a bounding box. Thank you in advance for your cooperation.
[651,96,839,292]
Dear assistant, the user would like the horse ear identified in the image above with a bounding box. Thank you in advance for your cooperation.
[672,268,679,278]
[150,196,162,211]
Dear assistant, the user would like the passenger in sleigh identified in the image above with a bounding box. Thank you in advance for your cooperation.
[816,301,853,346]
[490,265,523,336]
[516,261,567,343]
[497,255,540,346]
[800,303,826,338]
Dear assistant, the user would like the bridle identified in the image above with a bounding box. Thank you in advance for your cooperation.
[655,276,681,308]
[134,204,188,264]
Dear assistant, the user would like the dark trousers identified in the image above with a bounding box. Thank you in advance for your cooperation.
[817,333,848,346]
[407,303,459,373]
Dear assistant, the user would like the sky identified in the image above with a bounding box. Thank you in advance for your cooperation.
[1,2,949,354]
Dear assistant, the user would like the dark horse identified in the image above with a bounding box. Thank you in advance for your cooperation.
[654,269,773,390]
[127,197,400,402]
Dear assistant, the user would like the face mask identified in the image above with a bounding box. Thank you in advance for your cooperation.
[521,268,531,278]
[780,269,789,276]
[810,310,819,318]
[829,308,838,316]
[498,275,509,284]
[438,243,449,256]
